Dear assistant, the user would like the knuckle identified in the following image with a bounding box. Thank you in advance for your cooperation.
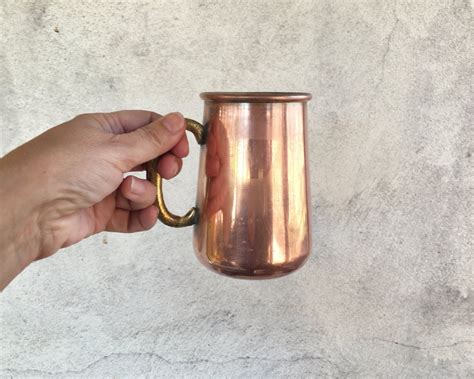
[109,134,139,170]
[140,125,166,150]
[73,113,91,120]
[73,113,108,129]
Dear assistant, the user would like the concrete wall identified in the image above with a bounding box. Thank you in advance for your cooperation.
[1,0,472,377]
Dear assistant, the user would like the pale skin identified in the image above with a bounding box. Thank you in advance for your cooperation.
[0,111,189,290]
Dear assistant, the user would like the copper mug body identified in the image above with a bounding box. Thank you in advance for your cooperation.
[147,92,312,279]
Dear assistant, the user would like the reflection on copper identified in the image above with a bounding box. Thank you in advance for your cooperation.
[193,92,312,279]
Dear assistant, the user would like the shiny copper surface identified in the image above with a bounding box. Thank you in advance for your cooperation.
[193,92,312,279]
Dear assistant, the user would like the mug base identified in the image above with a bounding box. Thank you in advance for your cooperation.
[200,256,309,280]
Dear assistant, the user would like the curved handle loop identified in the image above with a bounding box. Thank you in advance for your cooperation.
[146,118,206,228]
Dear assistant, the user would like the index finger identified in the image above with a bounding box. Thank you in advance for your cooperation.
[103,110,162,134]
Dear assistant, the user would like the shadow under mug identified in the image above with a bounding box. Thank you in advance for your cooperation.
[147,92,312,279]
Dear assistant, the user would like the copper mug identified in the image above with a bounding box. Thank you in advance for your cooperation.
[147,92,312,279]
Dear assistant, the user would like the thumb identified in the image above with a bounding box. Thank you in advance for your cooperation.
[115,112,186,170]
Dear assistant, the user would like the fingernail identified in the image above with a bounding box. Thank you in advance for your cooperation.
[130,177,145,195]
[161,112,184,134]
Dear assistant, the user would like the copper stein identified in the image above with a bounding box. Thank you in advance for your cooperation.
[147,92,312,279]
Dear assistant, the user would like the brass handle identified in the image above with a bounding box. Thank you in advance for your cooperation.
[146,118,206,228]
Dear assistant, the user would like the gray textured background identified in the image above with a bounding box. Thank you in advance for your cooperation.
[1,0,473,377]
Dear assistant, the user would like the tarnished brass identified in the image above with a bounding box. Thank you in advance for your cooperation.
[146,118,206,227]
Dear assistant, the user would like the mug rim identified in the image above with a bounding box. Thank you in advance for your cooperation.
[200,92,312,103]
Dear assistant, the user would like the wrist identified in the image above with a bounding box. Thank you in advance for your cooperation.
[0,215,42,290]
[0,152,43,289]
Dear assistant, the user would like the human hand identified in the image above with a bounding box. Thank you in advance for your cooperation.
[0,110,188,289]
